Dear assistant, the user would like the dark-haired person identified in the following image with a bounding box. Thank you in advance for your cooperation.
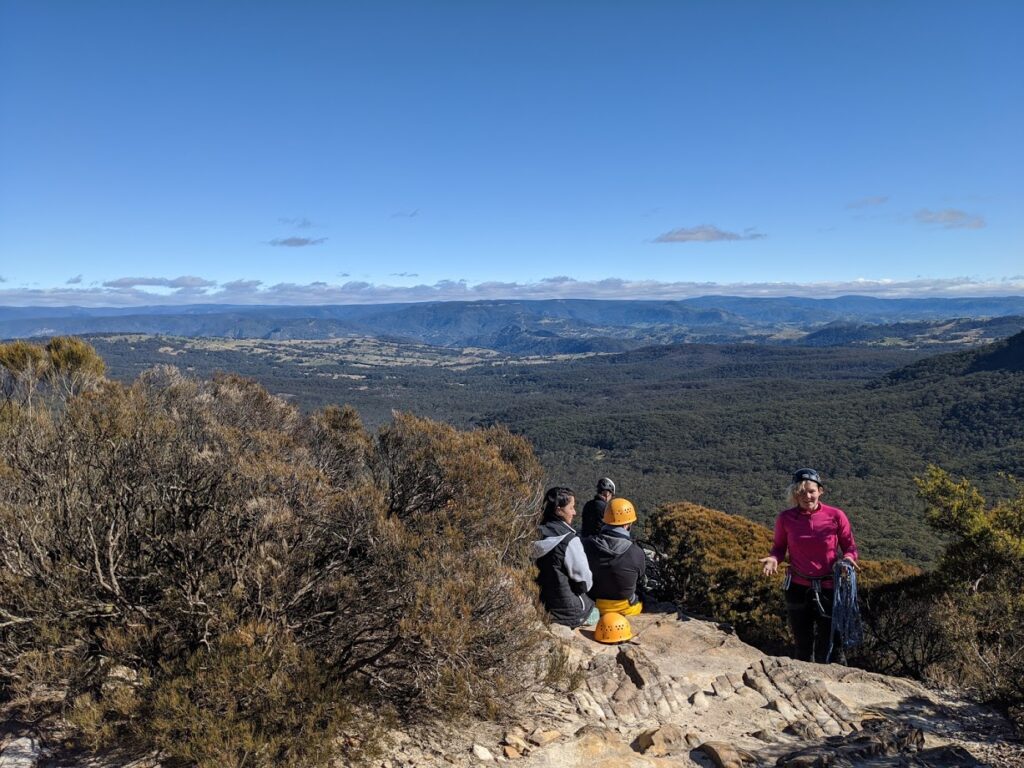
[580,477,616,539]
[531,486,599,628]
[759,468,858,663]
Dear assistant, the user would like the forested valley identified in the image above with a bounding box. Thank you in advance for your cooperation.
[88,330,1024,565]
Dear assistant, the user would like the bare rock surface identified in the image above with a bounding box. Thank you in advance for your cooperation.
[406,612,1023,768]
[0,737,39,768]
[3,611,1022,767]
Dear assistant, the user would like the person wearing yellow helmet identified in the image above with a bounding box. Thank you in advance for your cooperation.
[583,497,646,617]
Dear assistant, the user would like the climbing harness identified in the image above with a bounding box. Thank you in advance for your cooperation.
[783,566,831,619]
[827,558,863,663]
[783,562,860,664]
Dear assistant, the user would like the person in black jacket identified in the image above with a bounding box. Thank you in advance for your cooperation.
[531,486,599,628]
[580,477,616,538]
[584,497,646,617]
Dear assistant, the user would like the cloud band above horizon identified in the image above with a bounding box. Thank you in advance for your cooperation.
[2,274,1023,308]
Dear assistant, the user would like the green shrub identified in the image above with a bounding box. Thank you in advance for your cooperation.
[911,467,1024,707]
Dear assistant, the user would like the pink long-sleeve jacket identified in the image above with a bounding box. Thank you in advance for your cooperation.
[769,503,858,587]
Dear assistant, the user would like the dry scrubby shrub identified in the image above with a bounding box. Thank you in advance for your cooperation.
[0,342,546,766]
[647,502,789,652]
[0,336,105,410]
[69,625,371,768]
[928,576,1024,707]
[853,571,947,678]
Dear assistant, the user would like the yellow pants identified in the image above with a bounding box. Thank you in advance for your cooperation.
[595,598,642,616]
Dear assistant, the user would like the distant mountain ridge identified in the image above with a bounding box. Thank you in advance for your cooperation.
[3,296,1024,352]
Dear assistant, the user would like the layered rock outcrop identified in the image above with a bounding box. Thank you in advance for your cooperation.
[384,611,1022,767]
[2,611,1021,767]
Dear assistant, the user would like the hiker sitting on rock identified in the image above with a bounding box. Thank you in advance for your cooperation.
[580,477,616,538]
[760,468,858,663]
[583,497,647,617]
[532,486,599,628]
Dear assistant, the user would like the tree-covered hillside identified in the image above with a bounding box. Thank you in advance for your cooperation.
[82,332,1024,566]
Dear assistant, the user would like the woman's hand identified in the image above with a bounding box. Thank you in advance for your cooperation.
[841,554,859,571]
[759,555,778,577]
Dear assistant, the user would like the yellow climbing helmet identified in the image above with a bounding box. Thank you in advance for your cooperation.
[603,497,637,526]
[594,611,633,644]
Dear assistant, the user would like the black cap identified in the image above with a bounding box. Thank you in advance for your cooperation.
[792,468,822,486]
[597,477,616,493]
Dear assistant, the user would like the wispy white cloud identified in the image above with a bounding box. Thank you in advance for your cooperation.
[3,275,1023,308]
[391,208,420,218]
[390,272,419,278]
[914,208,986,229]
[66,274,83,284]
[847,195,890,209]
[654,225,766,243]
[268,237,328,247]
[103,276,217,290]
[278,217,314,228]
[220,279,263,293]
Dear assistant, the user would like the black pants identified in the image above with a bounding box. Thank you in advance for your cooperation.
[785,582,836,663]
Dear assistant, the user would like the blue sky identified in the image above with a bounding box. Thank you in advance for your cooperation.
[1,1,1021,306]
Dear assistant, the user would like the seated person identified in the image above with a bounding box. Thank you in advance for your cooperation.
[583,497,646,616]
[580,477,616,538]
[531,486,598,628]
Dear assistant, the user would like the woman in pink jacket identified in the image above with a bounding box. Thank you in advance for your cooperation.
[760,468,858,663]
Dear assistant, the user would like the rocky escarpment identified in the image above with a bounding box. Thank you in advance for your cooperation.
[2,611,1021,767]
[380,611,1022,767]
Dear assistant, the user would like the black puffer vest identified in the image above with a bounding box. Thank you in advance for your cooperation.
[533,520,594,627]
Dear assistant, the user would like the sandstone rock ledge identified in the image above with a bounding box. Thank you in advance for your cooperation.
[388,612,1022,768]
[2,611,1022,767]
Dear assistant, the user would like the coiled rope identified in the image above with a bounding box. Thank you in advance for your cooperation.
[827,558,863,663]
